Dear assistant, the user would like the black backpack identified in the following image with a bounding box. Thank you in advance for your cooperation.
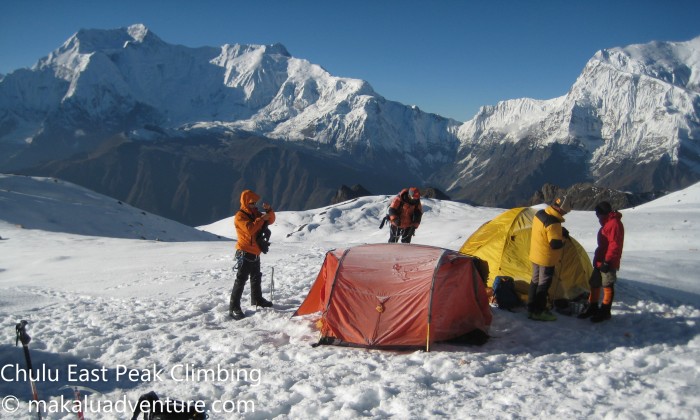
[491,276,522,310]
[257,222,271,254]
[131,391,207,420]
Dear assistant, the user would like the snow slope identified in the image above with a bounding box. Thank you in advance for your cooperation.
[1,175,699,419]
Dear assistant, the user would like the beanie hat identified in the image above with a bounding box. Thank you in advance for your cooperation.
[552,196,571,214]
[594,201,613,216]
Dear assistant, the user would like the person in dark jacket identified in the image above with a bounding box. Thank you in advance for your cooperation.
[387,187,423,243]
[578,201,624,322]
[528,196,571,321]
[230,189,275,320]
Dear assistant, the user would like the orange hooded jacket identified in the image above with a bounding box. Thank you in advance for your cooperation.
[234,190,276,255]
[388,188,423,229]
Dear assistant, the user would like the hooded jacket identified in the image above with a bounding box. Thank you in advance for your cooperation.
[529,206,566,267]
[594,211,624,270]
[234,190,276,255]
[388,188,423,229]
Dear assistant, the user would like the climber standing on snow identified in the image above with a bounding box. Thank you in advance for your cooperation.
[230,189,275,320]
[387,187,423,243]
[578,201,624,323]
[528,196,571,321]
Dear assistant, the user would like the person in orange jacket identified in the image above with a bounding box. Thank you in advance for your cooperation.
[578,201,624,322]
[387,187,423,243]
[528,196,571,321]
[230,189,275,320]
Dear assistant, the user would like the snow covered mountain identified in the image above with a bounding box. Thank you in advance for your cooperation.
[0,24,459,177]
[448,36,700,206]
[1,24,699,224]
[0,174,222,241]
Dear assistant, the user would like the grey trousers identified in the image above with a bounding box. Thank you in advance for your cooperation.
[528,263,554,313]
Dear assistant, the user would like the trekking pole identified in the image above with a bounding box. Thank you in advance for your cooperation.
[270,266,275,304]
[60,386,84,420]
[15,320,42,420]
[60,385,99,420]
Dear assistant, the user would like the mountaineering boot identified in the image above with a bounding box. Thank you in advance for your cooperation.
[579,287,601,319]
[253,297,273,308]
[250,275,273,308]
[529,310,557,321]
[591,286,614,323]
[578,303,599,319]
[229,278,246,319]
[591,304,612,323]
[230,309,246,320]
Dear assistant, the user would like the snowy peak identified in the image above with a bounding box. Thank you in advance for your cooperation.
[262,42,291,57]
[594,36,700,91]
[126,23,150,43]
[71,23,162,53]
[448,35,700,207]
[1,26,699,214]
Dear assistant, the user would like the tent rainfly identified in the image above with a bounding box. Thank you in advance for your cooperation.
[293,243,492,351]
[459,207,592,301]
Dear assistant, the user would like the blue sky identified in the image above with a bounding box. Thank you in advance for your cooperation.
[2,0,699,121]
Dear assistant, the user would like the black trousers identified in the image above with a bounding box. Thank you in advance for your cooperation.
[388,225,415,243]
[230,252,262,311]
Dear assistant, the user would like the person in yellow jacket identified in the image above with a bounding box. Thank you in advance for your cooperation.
[230,189,275,320]
[528,196,570,321]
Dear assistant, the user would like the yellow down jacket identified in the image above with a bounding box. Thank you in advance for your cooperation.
[529,206,566,267]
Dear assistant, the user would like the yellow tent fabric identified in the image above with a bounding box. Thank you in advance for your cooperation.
[459,207,591,301]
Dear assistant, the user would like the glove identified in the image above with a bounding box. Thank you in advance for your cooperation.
[599,262,610,273]
[562,227,570,239]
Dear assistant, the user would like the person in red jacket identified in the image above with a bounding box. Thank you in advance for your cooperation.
[578,201,624,322]
[387,187,423,243]
[230,189,275,320]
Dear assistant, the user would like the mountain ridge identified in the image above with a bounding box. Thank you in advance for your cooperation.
[1,24,698,224]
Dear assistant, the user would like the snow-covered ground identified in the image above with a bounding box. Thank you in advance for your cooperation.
[1,174,699,419]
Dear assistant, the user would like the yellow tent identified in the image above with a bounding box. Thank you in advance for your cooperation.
[459,207,591,301]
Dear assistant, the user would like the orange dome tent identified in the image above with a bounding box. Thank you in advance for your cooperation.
[293,243,492,351]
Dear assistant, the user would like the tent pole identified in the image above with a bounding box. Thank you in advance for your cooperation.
[426,250,447,353]
[426,324,431,352]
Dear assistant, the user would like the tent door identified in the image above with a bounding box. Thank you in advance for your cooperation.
[369,296,389,345]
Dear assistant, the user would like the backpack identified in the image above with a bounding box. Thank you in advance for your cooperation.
[491,276,522,310]
[378,201,397,229]
[131,391,207,419]
[257,222,271,254]
[378,194,421,229]
[239,210,272,254]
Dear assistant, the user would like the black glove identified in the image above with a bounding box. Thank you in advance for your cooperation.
[562,227,570,239]
[599,262,610,273]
